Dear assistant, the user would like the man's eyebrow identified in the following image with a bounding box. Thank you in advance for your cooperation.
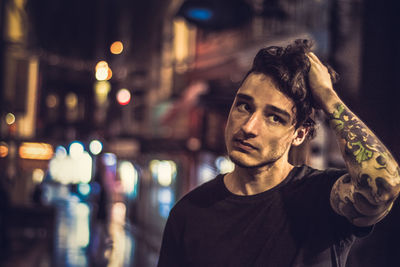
[236,93,254,102]
[265,104,291,120]
[236,93,292,120]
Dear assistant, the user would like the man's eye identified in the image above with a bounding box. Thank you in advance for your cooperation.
[268,115,284,124]
[237,102,251,112]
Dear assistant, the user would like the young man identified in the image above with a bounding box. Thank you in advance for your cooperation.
[157,40,400,266]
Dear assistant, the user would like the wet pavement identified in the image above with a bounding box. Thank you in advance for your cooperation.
[1,183,162,267]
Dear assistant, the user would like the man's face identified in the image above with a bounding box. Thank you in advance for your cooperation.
[225,73,300,168]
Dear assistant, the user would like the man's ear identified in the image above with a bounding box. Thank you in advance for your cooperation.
[292,126,309,147]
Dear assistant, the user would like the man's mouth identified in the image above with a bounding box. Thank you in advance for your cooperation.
[233,138,257,151]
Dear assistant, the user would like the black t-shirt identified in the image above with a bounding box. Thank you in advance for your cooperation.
[158,165,372,267]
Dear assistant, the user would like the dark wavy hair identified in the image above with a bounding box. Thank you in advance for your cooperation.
[242,39,338,139]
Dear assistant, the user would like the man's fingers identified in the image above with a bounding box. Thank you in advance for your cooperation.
[307,52,320,64]
[307,52,328,70]
[307,52,328,72]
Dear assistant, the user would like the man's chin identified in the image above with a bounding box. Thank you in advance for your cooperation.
[229,154,273,169]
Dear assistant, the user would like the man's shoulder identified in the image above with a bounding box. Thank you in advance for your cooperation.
[284,164,348,193]
[293,164,347,182]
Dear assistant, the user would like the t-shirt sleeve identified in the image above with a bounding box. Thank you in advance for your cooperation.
[157,207,184,267]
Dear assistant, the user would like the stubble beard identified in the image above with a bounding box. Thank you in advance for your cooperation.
[228,150,284,169]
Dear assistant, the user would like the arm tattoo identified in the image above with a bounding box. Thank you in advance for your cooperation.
[330,174,393,226]
[330,103,384,164]
[329,103,400,226]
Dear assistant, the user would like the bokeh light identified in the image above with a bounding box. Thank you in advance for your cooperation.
[95,61,107,70]
[150,160,177,186]
[186,8,213,21]
[19,142,54,160]
[55,145,67,158]
[111,202,126,224]
[65,93,78,109]
[94,81,111,105]
[46,94,58,108]
[0,142,8,158]
[5,113,15,125]
[106,68,113,80]
[103,153,117,166]
[49,146,93,184]
[116,88,131,105]
[75,202,90,247]
[89,140,103,155]
[95,61,112,81]
[32,168,45,184]
[96,67,108,80]
[158,187,174,218]
[118,161,138,195]
[187,137,201,151]
[215,156,235,174]
[69,141,84,159]
[110,41,124,54]
[78,183,91,196]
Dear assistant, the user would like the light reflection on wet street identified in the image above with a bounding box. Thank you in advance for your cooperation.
[47,185,159,267]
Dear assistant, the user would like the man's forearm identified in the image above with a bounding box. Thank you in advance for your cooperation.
[326,98,400,225]
[306,52,400,225]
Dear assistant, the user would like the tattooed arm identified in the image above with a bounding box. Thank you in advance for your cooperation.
[307,52,400,227]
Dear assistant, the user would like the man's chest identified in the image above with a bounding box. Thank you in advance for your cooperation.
[181,197,304,266]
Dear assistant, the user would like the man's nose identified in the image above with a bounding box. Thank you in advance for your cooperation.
[241,112,260,137]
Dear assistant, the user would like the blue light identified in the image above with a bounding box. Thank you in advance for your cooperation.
[55,145,67,157]
[159,204,172,219]
[91,182,101,195]
[186,8,213,21]
[103,153,117,166]
[158,188,174,218]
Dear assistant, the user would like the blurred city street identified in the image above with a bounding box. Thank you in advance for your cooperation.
[2,180,160,267]
[1,0,400,266]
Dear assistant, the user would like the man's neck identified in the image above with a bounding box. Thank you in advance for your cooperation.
[224,160,294,196]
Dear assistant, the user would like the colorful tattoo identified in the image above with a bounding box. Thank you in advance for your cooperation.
[329,103,400,225]
[329,103,384,165]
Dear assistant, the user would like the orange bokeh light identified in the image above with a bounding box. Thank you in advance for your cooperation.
[95,61,108,71]
[95,60,112,81]
[19,142,54,160]
[0,144,8,158]
[110,41,124,55]
[106,68,113,80]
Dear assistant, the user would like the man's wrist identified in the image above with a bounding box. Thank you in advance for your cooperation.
[318,89,342,114]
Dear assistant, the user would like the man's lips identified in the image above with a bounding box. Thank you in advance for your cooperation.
[233,138,257,151]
